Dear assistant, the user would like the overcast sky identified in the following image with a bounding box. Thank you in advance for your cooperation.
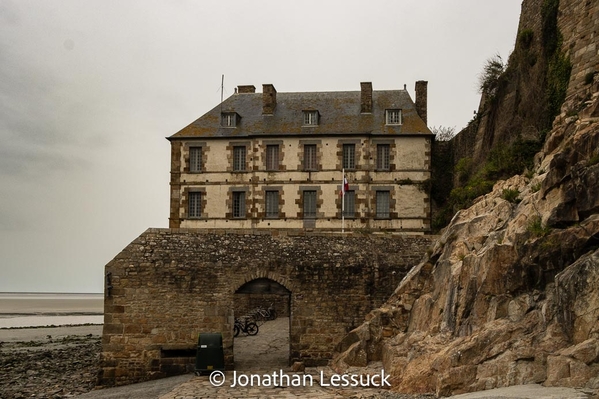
[0,0,522,293]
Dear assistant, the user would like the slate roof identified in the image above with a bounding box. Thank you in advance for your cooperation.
[169,88,432,139]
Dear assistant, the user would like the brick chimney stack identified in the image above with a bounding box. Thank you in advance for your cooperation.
[415,80,428,125]
[237,85,256,94]
[360,82,373,113]
[262,84,277,114]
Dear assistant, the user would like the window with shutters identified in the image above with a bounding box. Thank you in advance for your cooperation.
[303,190,317,218]
[265,191,279,218]
[342,190,355,218]
[233,146,246,171]
[189,147,202,172]
[376,144,390,170]
[233,191,246,218]
[376,191,390,219]
[266,145,279,171]
[342,144,355,169]
[188,192,202,218]
[303,144,317,171]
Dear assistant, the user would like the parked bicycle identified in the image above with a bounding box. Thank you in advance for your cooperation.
[234,317,258,337]
[267,302,277,320]
[245,303,277,325]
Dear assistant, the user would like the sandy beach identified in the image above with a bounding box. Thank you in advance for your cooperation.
[0,293,103,315]
[0,293,104,398]
[0,293,104,329]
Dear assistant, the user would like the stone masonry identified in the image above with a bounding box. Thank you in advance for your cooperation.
[100,229,432,386]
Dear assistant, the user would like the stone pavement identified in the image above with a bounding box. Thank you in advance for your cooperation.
[234,316,290,372]
[159,317,402,398]
[158,375,595,399]
[448,384,594,399]
[75,318,596,398]
[157,370,401,399]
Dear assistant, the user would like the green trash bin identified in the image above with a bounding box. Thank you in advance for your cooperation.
[195,333,224,375]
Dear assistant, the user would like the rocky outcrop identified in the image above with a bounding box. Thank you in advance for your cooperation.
[332,0,599,393]
[333,110,599,394]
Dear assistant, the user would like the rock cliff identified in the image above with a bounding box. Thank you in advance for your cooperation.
[332,0,599,395]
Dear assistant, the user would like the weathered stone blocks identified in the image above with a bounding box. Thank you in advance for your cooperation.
[99,228,432,386]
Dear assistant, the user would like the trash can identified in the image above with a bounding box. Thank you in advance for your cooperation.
[195,333,224,375]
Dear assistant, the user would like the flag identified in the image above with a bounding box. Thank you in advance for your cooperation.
[341,176,349,196]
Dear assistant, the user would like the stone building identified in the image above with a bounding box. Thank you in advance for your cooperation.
[167,81,433,233]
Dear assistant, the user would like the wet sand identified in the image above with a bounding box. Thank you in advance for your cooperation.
[0,324,102,342]
[0,293,103,315]
[0,293,104,328]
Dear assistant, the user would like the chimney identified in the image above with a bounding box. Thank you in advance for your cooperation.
[237,85,256,94]
[360,82,373,113]
[415,80,428,125]
[262,84,277,114]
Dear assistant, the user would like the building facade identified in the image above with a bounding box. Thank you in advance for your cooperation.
[167,81,432,233]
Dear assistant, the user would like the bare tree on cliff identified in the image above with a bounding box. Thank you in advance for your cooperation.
[431,125,456,141]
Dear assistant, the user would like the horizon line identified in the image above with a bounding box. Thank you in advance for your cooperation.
[0,291,103,295]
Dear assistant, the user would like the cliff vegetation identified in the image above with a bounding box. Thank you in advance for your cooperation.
[334,0,599,395]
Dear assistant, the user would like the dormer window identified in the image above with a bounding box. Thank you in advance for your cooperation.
[303,110,319,126]
[222,112,238,127]
[385,109,402,125]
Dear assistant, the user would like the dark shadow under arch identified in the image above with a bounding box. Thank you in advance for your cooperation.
[236,278,291,295]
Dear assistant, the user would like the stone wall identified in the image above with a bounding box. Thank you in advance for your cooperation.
[559,0,599,98]
[442,0,599,212]
[100,228,433,386]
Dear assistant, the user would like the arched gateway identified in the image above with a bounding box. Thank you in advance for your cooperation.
[233,278,291,370]
[99,228,432,386]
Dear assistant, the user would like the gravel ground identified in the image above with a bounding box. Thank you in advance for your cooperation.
[0,330,101,398]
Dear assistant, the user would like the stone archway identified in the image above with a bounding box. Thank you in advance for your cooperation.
[99,229,433,386]
[233,278,291,371]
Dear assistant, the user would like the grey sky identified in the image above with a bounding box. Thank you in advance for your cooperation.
[0,0,521,293]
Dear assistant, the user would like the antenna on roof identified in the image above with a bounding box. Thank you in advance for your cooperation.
[220,74,224,126]
[221,74,224,104]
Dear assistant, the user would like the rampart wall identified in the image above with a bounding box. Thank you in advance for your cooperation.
[100,228,433,386]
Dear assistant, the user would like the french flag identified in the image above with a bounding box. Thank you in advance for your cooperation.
[341,176,349,196]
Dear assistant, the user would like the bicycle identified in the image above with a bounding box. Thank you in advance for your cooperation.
[267,302,277,320]
[234,317,258,337]
[250,306,271,325]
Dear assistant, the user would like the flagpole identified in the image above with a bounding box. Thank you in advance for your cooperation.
[342,168,345,234]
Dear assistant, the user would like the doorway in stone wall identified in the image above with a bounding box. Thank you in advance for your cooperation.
[233,278,291,371]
